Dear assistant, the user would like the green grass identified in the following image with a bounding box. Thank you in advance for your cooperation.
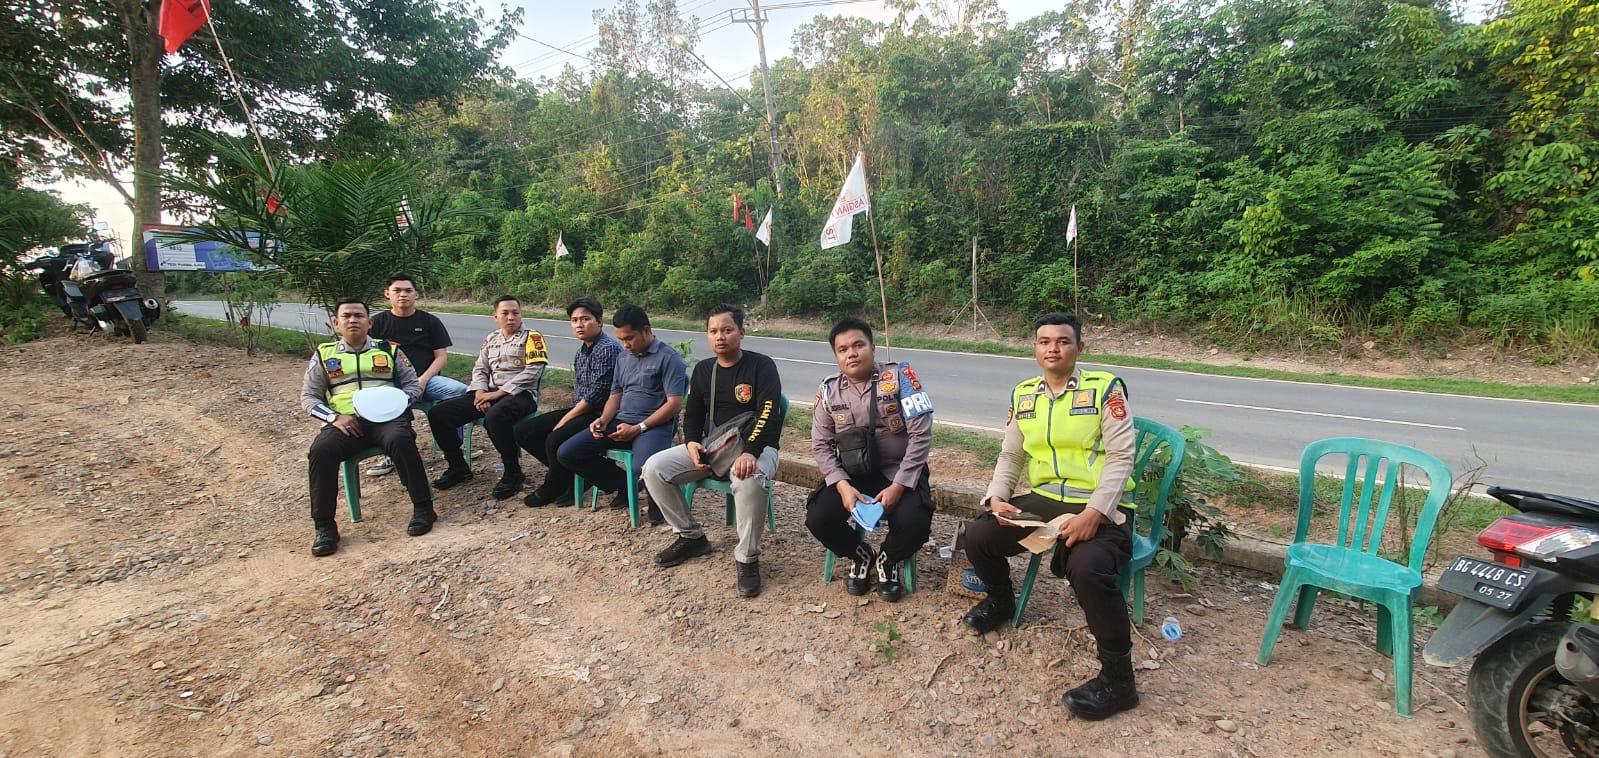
[162,312,322,356]
[420,303,1599,405]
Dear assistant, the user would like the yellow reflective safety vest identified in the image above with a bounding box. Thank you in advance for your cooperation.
[317,339,400,416]
[1011,370,1134,506]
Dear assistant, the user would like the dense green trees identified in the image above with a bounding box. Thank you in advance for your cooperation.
[0,0,518,297]
[367,0,1594,352]
[6,0,1592,351]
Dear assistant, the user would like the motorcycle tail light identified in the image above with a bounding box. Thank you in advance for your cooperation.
[1479,518,1599,561]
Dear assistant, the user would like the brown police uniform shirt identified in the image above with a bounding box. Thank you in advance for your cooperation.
[810,362,932,489]
[469,329,548,396]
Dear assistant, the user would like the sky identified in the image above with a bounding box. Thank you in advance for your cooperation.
[47,0,1492,247]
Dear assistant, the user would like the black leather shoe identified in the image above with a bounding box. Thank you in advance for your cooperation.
[491,472,525,499]
[431,466,473,490]
[962,594,1016,634]
[736,559,762,598]
[607,491,630,510]
[1063,648,1140,720]
[407,508,437,537]
[844,544,875,596]
[311,526,339,557]
[654,536,712,567]
[521,486,572,508]
[875,551,904,603]
[646,498,665,525]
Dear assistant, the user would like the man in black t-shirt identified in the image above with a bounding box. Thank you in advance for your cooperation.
[641,303,782,598]
[367,274,471,475]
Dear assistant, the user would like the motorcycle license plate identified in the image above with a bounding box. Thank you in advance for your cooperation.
[1438,554,1534,610]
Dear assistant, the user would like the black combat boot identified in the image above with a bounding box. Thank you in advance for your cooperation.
[1062,645,1140,720]
[962,590,1016,634]
[844,543,876,596]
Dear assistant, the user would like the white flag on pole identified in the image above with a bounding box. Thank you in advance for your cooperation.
[820,152,870,249]
[755,208,773,247]
[554,234,570,259]
[1065,205,1079,246]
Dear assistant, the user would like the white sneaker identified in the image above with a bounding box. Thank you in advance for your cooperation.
[365,458,395,476]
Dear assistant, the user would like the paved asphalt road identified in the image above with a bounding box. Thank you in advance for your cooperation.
[175,301,1599,497]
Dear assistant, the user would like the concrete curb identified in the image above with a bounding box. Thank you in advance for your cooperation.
[775,452,1459,611]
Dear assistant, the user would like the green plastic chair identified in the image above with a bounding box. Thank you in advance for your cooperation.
[339,445,437,524]
[575,417,680,529]
[1012,417,1187,628]
[576,447,645,528]
[822,524,919,595]
[339,400,442,523]
[1255,437,1454,718]
[678,393,790,534]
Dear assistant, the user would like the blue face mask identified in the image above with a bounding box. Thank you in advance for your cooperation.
[851,498,885,532]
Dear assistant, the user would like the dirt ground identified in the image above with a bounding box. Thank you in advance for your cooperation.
[0,328,1498,757]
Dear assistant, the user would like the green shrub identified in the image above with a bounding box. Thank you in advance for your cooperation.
[768,249,871,322]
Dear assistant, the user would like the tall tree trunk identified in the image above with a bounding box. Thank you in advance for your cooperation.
[119,0,166,300]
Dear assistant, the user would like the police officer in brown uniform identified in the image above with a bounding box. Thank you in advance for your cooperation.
[805,318,934,602]
[427,295,549,499]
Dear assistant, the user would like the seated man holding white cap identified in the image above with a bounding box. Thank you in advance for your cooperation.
[299,297,436,558]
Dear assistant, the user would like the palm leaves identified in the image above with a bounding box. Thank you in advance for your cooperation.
[161,137,490,310]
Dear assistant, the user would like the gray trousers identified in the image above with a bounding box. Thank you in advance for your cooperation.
[642,445,780,564]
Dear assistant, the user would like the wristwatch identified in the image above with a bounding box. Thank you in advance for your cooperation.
[638,420,650,433]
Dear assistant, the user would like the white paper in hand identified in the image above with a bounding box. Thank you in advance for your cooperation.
[351,386,409,422]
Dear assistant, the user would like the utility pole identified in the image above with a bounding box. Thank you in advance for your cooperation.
[732,2,783,197]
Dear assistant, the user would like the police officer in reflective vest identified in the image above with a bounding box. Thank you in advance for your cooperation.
[299,298,436,557]
[961,311,1141,720]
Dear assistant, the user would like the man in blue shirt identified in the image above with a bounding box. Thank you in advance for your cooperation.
[517,297,621,507]
[556,304,687,511]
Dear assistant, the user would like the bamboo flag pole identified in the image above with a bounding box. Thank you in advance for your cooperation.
[1067,203,1081,316]
[202,10,275,181]
[1072,235,1080,316]
[862,154,891,359]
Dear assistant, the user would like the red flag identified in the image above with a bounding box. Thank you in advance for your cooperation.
[260,187,283,216]
[745,203,755,231]
[160,0,210,53]
[733,193,741,222]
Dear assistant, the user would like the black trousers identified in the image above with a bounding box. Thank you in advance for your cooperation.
[515,406,599,492]
[805,470,933,564]
[426,391,538,475]
[965,493,1134,652]
[307,416,431,527]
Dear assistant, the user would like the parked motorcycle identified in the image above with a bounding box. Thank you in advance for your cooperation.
[1424,486,1599,758]
[25,227,161,343]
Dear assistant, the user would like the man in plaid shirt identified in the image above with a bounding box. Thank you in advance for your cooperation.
[517,297,622,507]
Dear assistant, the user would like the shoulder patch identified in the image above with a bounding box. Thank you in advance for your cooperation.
[525,331,549,364]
